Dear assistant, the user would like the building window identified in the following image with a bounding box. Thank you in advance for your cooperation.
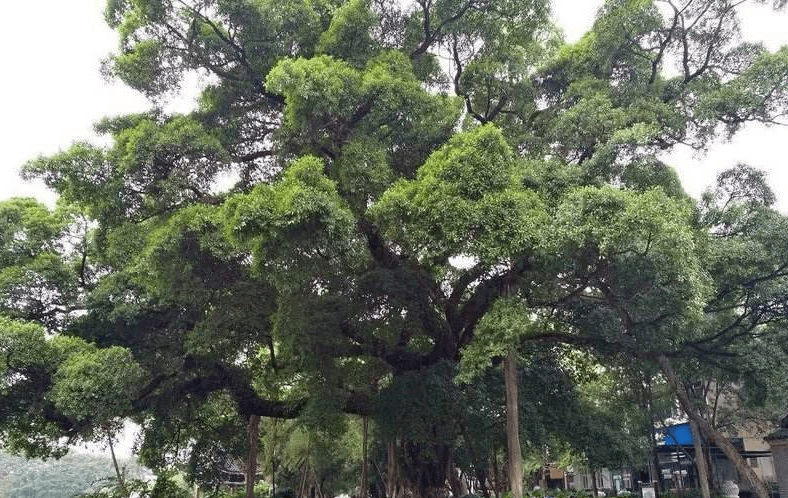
[749,458,759,468]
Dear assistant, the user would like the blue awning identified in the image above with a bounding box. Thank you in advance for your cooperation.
[657,422,694,446]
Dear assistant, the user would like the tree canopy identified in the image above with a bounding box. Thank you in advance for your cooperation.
[3,0,788,497]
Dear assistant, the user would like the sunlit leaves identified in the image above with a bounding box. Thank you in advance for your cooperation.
[50,347,144,425]
[317,0,379,66]
[224,155,356,280]
[0,317,141,457]
[544,185,712,348]
[267,50,462,172]
[0,200,80,330]
[107,39,177,97]
[8,0,788,488]
[24,115,229,223]
[372,124,547,263]
[267,56,364,142]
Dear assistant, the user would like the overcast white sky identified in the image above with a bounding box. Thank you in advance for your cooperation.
[1,0,787,211]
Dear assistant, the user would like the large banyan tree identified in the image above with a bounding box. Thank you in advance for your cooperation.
[3,0,788,496]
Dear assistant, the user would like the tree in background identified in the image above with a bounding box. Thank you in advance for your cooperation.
[2,0,788,497]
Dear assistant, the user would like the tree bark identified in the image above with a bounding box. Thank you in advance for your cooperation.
[272,459,278,498]
[247,414,261,498]
[690,419,710,498]
[491,450,502,498]
[650,448,662,494]
[657,354,770,498]
[386,441,398,498]
[646,379,662,496]
[106,428,127,498]
[505,347,523,498]
[447,454,467,498]
[704,444,716,491]
[361,416,369,498]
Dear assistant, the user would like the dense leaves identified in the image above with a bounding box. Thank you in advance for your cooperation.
[3,0,788,496]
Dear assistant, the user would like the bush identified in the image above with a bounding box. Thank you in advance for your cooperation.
[150,472,190,498]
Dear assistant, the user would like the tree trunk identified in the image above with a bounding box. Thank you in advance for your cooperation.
[650,444,662,495]
[505,347,523,498]
[272,459,278,498]
[477,465,491,498]
[271,417,278,498]
[704,444,716,491]
[361,416,369,498]
[247,414,261,498]
[106,428,127,498]
[690,419,710,498]
[299,458,310,498]
[447,454,467,498]
[386,441,398,498]
[657,354,770,498]
[592,470,599,497]
[492,450,502,497]
[646,380,662,496]
[404,441,451,498]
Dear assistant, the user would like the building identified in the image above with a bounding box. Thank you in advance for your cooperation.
[548,422,778,497]
[654,422,776,496]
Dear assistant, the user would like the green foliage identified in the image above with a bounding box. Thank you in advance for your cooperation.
[0,316,142,456]
[50,347,143,425]
[0,199,80,331]
[7,0,788,495]
[107,39,176,97]
[224,155,356,277]
[697,47,788,137]
[373,124,548,263]
[148,471,191,498]
[458,299,549,382]
[316,0,378,66]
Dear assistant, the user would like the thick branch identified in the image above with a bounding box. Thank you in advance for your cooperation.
[410,0,476,58]
[339,320,429,373]
[657,354,771,498]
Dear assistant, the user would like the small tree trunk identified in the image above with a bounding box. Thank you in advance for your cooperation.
[650,446,662,494]
[247,415,261,498]
[361,416,369,498]
[646,380,662,497]
[492,450,502,497]
[704,444,716,491]
[690,420,710,498]
[299,459,310,498]
[106,428,127,497]
[272,458,278,498]
[505,347,523,498]
[386,441,398,498]
[447,454,467,498]
[592,470,599,497]
[657,355,770,498]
